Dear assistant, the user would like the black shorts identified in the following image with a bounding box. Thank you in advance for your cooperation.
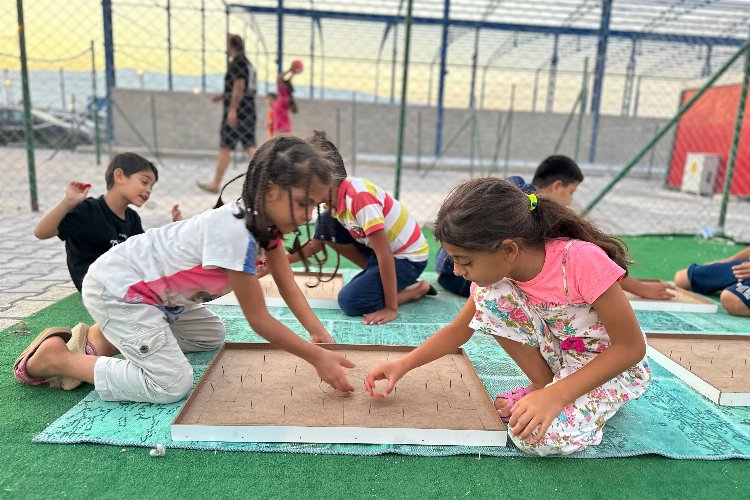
[220,106,256,150]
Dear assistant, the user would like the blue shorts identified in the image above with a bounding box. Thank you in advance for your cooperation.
[435,246,471,297]
[313,211,427,316]
[687,259,750,308]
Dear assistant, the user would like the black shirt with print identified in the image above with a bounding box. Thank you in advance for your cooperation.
[57,196,144,291]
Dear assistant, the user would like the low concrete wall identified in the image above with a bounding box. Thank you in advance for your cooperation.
[112,88,672,170]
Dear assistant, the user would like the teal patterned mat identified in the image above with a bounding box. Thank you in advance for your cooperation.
[635,308,750,336]
[33,288,750,459]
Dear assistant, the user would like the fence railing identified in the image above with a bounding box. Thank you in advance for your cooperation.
[2,0,750,243]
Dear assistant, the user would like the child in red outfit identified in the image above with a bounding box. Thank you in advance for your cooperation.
[265,93,277,140]
[272,61,302,136]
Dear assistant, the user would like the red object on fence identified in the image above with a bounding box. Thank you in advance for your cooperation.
[667,83,750,197]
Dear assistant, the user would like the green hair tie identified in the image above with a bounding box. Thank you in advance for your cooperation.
[528,193,538,211]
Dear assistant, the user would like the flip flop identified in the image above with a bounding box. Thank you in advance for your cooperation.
[495,386,532,423]
[60,322,98,391]
[196,182,219,194]
[13,327,72,386]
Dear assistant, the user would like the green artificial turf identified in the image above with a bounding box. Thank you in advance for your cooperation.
[1,235,749,499]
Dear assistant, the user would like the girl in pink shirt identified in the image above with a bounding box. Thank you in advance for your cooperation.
[365,177,651,456]
[272,62,301,136]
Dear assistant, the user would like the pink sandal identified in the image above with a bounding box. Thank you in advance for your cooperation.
[495,386,531,423]
[13,327,72,386]
[13,323,98,390]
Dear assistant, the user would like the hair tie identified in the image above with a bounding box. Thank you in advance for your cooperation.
[528,193,538,211]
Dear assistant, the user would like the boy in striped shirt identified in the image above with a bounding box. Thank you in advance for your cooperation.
[292,132,435,325]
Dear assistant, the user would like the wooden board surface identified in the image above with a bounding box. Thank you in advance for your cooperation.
[625,280,718,313]
[648,337,750,406]
[209,271,343,308]
[172,343,507,446]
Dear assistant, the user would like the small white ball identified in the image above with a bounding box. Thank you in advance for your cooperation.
[149,444,166,457]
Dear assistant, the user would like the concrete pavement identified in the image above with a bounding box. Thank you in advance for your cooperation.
[0,211,77,332]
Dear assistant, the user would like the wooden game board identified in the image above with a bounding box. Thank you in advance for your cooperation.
[171,343,507,446]
[647,336,750,406]
[625,280,718,313]
[209,271,343,309]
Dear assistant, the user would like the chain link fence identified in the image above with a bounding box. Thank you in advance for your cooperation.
[2,0,749,241]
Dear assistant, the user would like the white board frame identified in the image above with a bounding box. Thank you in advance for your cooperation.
[209,292,338,309]
[629,298,717,314]
[647,346,750,406]
[171,344,507,447]
[625,281,718,314]
[208,271,342,309]
[171,423,506,447]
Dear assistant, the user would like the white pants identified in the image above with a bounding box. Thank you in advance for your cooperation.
[82,275,225,403]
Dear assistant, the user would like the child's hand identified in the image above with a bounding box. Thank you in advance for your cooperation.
[364,360,407,398]
[733,261,750,281]
[362,307,398,325]
[255,261,269,278]
[312,349,355,392]
[227,108,238,128]
[171,204,183,222]
[633,280,676,300]
[507,387,567,443]
[65,181,90,205]
[310,330,335,344]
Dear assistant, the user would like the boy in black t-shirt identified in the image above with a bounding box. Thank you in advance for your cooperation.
[34,152,180,291]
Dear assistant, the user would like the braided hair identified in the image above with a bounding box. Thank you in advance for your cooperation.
[213,136,336,252]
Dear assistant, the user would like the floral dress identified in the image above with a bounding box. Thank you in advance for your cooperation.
[469,240,651,456]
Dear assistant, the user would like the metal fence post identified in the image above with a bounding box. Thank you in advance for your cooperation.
[433,0,450,156]
[588,0,612,163]
[335,107,341,147]
[102,0,115,143]
[277,0,284,74]
[166,0,173,91]
[150,94,160,159]
[394,0,414,200]
[574,57,588,162]
[351,92,357,174]
[16,0,38,211]
[503,84,515,177]
[201,0,206,92]
[59,68,66,110]
[416,108,422,172]
[90,40,101,165]
[717,40,750,236]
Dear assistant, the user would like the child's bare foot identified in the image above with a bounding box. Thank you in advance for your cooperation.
[399,281,432,304]
[495,384,543,420]
[25,336,71,379]
[87,324,119,357]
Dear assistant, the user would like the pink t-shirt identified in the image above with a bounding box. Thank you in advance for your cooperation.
[509,239,625,307]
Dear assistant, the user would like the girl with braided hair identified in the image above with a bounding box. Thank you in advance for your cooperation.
[14,136,355,403]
